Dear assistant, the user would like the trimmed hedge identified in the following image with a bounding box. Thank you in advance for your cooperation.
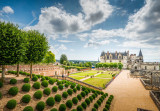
[52,86,58,92]
[57,81,62,85]
[84,90,89,95]
[49,79,55,85]
[24,78,30,83]
[77,94,82,101]
[81,102,87,109]
[55,94,62,102]
[23,106,33,111]
[43,88,51,96]
[59,104,66,111]
[0,81,3,88]
[41,77,46,81]
[94,103,99,109]
[76,85,81,90]
[73,88,77,93]
[85,98,90,105]
[70,83,76,89]
[32,76,38,81]
[105,104,110,110]
[64,83,69,88]
[10,79,17,84]
[72,97,78,104]
[33,82,41,89]
[62,91,68,98]
[77,105,83,111]
[41,80,49,87]
[6,99,17,109]
[22,94,31,103]
[58,84,63,90]
[8,87,19,96]
[36,101,45,111]
[46,97,55,106]
[82,86,86,91]
[81,91,86,97]
[22,83,31,92]
[89,96,93,102]
[92,108,96,111]
[34,90,43,99]
[67,89,73,95]
[71,109,77,111]
[66,100,73,108]
[97,100,101,106]
[103,108,108,111]
[50,108,58,111]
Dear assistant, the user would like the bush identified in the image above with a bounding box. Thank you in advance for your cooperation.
[62,91,68,98]
[43,88,51,95]
[72,97,78,104]
[77,94,82,101]
[49,79,55,85]
[70,83,76,89]
[77,105,83,111]
[76,85,81,90]
[92,108,96,111]
[24,78,30,83]
[8,87,19,96]
[71,109,77,111]
[0,81,3,88]
[46,97,55,106]
[22,83,31,92]
[41,77,46,81]
[45,76,50,80]
[37,75,41,78]
[22,94,31,103]
[64,83,69,88]
[0,92,2,99]
[52,86,58,92]
[94,103,99,109]
[92,94,96,99]
[85,98,90,105]
[97,100,101,105]
[50,108,58,111]
[33,82,41,89]
[6,99,17,109]
[81,91,86,97]
[105,104,110,110]
[92,89,95,93]
[10,79,17,84]
[55,94,62,102]
[89,96,93,102]
[82,86,86,91]
[32,76,38,81]
[84,90,89,95]
[34,90,43,99]
[41,80,49,87]
[73,88,77,93]
[36,101,45,111]
[57,81,62,85]
[59,104,66,111]
[67,89,73,95]
[23,106,33,111]
[81,102,87,109]
[103,108,108,111]
[66,100,73,108]
[58,84,63,90]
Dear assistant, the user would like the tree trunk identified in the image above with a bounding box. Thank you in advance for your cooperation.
[1,65,5,82]
[17,63,19,77]
[30,62,32,78]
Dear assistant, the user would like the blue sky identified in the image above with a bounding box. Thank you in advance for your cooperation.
[0,0,160,62]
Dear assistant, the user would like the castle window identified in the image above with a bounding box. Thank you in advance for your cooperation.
[145,66,147,70]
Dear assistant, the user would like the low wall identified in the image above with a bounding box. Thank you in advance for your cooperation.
[150,91,160,111]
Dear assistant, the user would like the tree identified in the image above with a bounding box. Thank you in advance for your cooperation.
[43,51,56,64]
[118,63,123,70]
[24,30,49,78]
[113,63,118,69]
[63,61,67,65]
[0,21,26,81]
[60,54,68,64]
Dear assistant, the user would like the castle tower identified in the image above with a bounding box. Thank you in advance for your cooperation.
[138,49,143,63]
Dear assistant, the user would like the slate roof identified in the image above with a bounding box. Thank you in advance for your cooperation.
[100,51,128,59]
[138,49,143,56]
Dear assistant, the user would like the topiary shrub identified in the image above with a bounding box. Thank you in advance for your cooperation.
[99,97,103,102]
[49,79,55,85]
[45,76,50,80]
[81,102,87,109]
[50,108,58,111]
[71,109,77,111]
[41,77,46,81]
[103,108,108,111]
[34,90,43,99]
[85,98,90,105]
[97,100,101,106]
[77,105,83,111]
[36,101,45,111]
[92,94,96,99]
[89,96,93,102]
[94,103,99,109]
[73,88,77,93]
[72,97,78,104]
[82,86,86,91]
[43,88,51,95]
[23,106,33,111]
[87,88,91,93]
[41,80,49,87]
[64,83,69,88]
[70,83,76,89]
[32,76,38,81]
[67,89,73,95]
[105,104,110,110]
[62,91,68,98]
[58,84,63,90]
[57,81,62,85]
[92,108,96,111]
[10,79,17,84]
[59,104,66,111]
[77,94,82,101]
[21,94,31,103]
[84,90,89,95]
[46,97,55,106]
[52,86,58,92]
[24,78,30,83]
[66,100,73,108]
[76,85,81,91]
[92,89,95,93]
[36,75,41,78]
[8,86,19,96]
[55,94,62,102]
[22,83,31,92]
[0,81,3,88]
[6,99,17,109]
[33,82,41,89]
[81,91,86,97]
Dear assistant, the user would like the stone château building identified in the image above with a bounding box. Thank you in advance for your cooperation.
[100,49,159,70]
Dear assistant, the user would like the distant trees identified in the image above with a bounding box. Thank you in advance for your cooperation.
[43,51,56,64]
[95,62,123,70]
[60,54,68,64]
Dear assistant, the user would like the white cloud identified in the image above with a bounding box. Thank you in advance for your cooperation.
[84,39,110,48]
[58,40,75,43]
[49,44,67,55]
[2,6,14,14]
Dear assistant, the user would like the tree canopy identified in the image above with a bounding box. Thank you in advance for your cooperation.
[60,54,68,64]
[43,51,56,64]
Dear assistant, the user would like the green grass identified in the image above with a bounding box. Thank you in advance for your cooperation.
[69,70,100,76]
[69,76,85,80]
[83,78,112,88]
[95,74,112,78]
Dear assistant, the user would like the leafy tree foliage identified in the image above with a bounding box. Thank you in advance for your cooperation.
[43,51,56,64]
[60,54,68,64]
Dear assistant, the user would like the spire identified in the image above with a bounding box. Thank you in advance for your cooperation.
[139,49,143,56]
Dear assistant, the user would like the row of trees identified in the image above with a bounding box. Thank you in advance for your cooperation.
[0,21,49,81]
[95,62,123,70]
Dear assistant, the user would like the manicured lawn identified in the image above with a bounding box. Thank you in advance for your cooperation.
[95,74,112,78]
[69,76,85,80]
[70,70,100,76]
[83,78,112,88]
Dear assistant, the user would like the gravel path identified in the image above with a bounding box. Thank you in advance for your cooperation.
[103,70,158,111]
